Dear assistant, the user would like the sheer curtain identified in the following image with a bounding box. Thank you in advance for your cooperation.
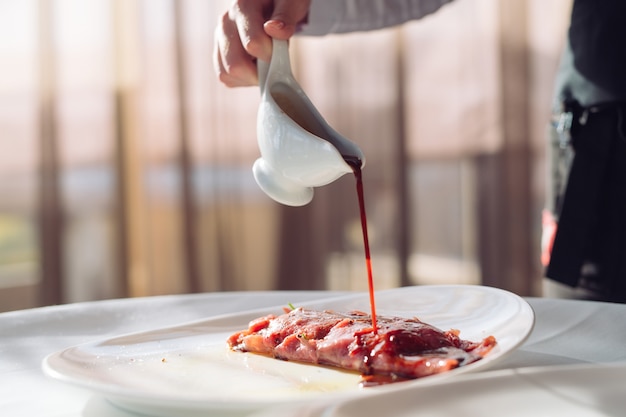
[0,0,571,312]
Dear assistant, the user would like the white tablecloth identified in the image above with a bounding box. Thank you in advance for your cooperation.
[2,290,626,416]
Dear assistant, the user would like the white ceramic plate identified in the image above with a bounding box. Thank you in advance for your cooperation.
[330,362,626,417]
[42,285,534,416]
[254,363,626,417]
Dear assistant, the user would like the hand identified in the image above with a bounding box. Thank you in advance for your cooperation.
[214,0,311,87]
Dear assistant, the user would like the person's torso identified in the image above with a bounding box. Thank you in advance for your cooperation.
[554,0,626,108]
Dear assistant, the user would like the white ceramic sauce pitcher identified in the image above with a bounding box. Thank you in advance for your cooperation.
[253,39,365,206]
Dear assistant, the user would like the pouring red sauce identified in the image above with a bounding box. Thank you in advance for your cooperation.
[344,156,378,334]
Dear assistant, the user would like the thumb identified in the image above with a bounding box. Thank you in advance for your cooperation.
[264,0,311,39]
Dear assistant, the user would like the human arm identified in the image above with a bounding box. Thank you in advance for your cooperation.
[213,0,454,87]
[300,0,453,35]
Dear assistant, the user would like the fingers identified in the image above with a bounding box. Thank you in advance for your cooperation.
[264,0,312,39]
[214,0,274,87]
[213,9,260,88]
[213,0,311,88]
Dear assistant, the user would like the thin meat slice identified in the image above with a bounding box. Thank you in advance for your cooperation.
[227,307,496,382]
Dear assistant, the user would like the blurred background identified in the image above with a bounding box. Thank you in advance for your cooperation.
[0,0,572,312]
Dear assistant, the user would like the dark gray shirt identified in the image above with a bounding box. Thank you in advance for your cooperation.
[300,0,626,109]
[554,0,626,108]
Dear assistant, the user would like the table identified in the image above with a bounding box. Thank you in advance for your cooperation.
[2,290,626,416]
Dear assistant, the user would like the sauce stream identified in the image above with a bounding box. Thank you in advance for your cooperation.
[344,156,377,334]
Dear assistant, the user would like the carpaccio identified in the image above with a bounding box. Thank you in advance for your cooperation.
[227,307,497,385]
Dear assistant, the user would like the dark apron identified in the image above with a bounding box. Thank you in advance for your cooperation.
[545,101,626,302]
